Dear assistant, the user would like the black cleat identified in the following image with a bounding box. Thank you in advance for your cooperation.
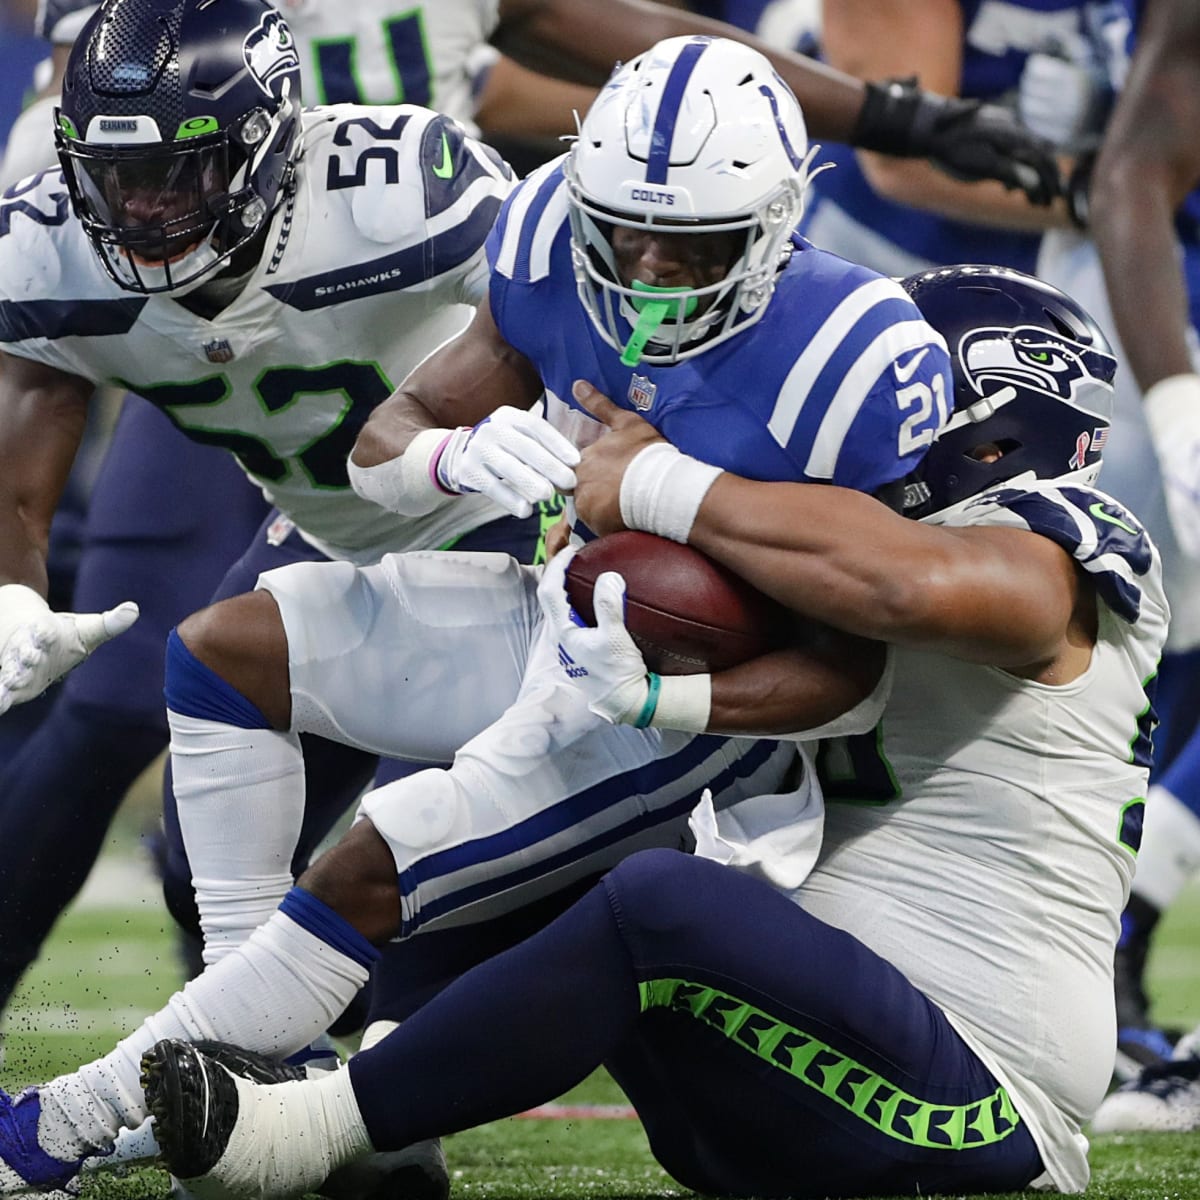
[191,1039,306,1086]
[141,1038,240,1180]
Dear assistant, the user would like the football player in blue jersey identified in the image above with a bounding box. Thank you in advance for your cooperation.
[0,35,965,1194]
[137,264,1164,1199]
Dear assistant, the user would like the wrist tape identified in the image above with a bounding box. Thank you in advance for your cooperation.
[619,442,723,543]
[347,427,456,516]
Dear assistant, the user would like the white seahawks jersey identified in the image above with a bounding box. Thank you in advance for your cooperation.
[0,104,513,562]
[795,482,1168,1191]
[36,0,499,126]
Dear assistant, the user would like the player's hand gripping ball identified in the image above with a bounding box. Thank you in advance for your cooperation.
[564,531,786,675]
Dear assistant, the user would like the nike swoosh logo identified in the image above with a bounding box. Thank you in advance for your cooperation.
[432,132,453,179]
[1090,501,1138,535]
[894,347,929,384]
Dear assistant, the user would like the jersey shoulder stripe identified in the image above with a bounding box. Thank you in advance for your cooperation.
[0,297,145,343]
[805,318,948,479]
[945,482,1161,624]
[489,157,570,284]
[768,273,932,447]
[264,191,502,311]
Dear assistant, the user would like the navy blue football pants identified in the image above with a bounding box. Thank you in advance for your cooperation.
[349,849,1044,1198]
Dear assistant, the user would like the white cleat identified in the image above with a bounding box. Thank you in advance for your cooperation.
[1092,1052,1200,1133]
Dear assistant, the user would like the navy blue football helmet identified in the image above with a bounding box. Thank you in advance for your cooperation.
[899,264,1117,520]
[55,0,302,294]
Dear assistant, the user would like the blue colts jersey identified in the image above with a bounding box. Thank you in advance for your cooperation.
[803,0,1127,271]
[487,158,953,500]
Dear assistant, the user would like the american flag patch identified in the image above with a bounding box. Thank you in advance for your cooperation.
[1092,427,1110,452]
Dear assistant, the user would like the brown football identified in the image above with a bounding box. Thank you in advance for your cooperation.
[564,531,788,675]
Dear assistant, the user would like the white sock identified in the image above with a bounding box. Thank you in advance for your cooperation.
[37,910,370,1159]
[204,1065,373,1197]
[1134,785,1200,910]
[169,711,306,965]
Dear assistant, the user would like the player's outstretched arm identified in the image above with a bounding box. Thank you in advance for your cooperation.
[496,0,1057,202]
[349,295,577,520]
[1090,0,1200,393]
[821,0,1068,225]
[0,351,138,712]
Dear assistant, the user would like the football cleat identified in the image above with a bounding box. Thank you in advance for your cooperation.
[0,1086,103,1195]
[189,1040,306,1087]
[144,1039,350,1199]
[1091,1055,1200,1133]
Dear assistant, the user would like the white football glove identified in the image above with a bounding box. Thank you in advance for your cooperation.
[0,584,139,715]
[435,405,580,519]
[537,548,653,726]
[1018,50,1110,150]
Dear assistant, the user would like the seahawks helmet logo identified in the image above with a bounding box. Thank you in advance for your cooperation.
[958,325,1106,403]
[243,11,299,99]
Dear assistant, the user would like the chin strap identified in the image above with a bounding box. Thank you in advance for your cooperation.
[619,281,699,367]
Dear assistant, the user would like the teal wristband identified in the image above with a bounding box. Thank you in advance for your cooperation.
[633,672,662,728]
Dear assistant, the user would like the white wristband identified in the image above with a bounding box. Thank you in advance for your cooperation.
[619,442,723,543]
[648,672,712,733]
[347,427,454,516]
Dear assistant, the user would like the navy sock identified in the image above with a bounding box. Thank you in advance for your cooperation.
[348,882,638,1149]
[0,700,165,1011]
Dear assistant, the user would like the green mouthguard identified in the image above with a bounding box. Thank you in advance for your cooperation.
[619,281,698,367]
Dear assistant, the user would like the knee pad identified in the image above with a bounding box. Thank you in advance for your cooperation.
[164,628,271,729]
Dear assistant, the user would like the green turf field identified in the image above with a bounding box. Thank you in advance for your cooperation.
[3,847,1200,1200]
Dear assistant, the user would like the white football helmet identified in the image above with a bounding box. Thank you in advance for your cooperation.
[564,35,821,366]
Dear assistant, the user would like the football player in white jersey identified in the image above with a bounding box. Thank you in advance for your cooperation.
[136,264,1166,1199]
[0,6,531,1188]
[0,35,961,1195]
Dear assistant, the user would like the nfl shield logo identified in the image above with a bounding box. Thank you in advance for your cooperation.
[203,338,235,364]
[628,374,657,411]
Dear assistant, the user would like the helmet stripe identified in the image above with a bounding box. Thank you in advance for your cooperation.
[645,38,711,184]
[757,84,802,170]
